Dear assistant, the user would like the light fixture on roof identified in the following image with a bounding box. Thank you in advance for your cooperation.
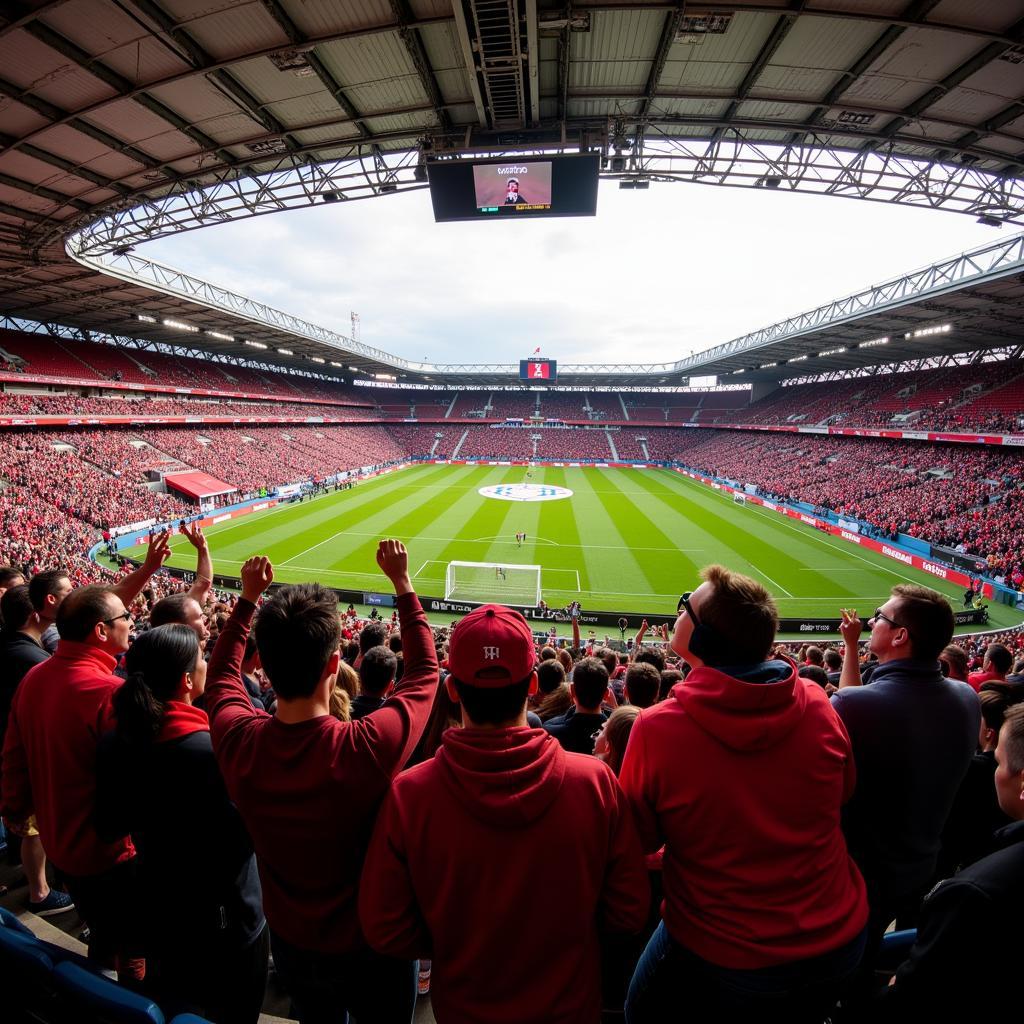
[163,319,198,333]
[321,190,344,203]
[619,179,649,190]
[819,347,846,357]
[733,368,745,374]
[111,245,134,257]
[977,215,1003,227]
[375,373,396,381]
[860,336,889,348]
[310,356,325,364]
[760,361,777,368]
[905,324,952,339]
[789,355,808,363]
[378,183,398,195]
[245,340,267,349]
[137,314,157,324]
[278,348,294,355]
[757,175,782,188]
[206,330,235,342]
[330,361,343,367]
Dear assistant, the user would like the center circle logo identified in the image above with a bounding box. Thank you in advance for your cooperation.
[478,483,573,503]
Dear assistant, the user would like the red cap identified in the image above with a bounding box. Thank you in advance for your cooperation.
[448,604,536,687]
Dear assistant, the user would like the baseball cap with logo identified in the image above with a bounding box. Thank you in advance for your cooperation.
[448,604,536,687]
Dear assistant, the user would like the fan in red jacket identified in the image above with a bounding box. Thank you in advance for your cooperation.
[203,544,438,1024]
[619,566,868,1023]
[359,603,650,1024]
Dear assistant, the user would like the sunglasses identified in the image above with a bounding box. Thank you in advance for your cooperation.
[676,591,700,624]
[870,608,905,630]
[102,610,132,625]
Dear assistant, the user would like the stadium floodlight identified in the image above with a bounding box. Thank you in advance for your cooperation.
[245,340,267,349]
[206,330,234,341]
[310,356,325,363]
[137,314,156,323]
[163,318,198,332]
[860,336,889,348]
[278,347,294,355]
[445,561,542,607]
[819,347,846,356]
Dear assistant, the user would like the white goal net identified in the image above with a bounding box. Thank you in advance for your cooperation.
[445,561,542,607]
[732,492,747,506]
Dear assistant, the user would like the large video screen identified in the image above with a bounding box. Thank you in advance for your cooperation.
[520,359,557,382]
[428,155,599,222]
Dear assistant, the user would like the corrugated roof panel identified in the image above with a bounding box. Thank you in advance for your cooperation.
[409,0,455,19]
[773,16,887,82]
[0,184,66,217]
[842,29,984,109]
[0,149,104,199]
[284,0,394,37]
[653,97,732,119]
[164,4,285,58]
[0,32,115,108]
[567,97,643,120]
[665,11,783,90]
[363,112,432,136]
[929,0,1024,33]
[925,57,1024,122]
[0,102,51,140]
[83,100,195,160]
[318,33,425,108]
[736,98,819,123]
[97,35,192,86]
[31,123,146,178]
[570,9,665,92]
[809,1,908,15]
[291,123,373,147]
[432,68,473,105]
[147,76,246,123]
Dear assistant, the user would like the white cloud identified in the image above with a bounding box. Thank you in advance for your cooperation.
[141,180,999,369]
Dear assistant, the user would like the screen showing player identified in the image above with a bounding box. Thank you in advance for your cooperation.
[473,162,553,212]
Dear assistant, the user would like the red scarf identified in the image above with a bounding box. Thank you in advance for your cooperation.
[158,701,209,743]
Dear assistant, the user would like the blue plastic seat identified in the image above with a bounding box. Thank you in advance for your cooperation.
[51,960,165,1024]
[168,1015,215,1024]
[0,903,36,937]
[877,927,918,972]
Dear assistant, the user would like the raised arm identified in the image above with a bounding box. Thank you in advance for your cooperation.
[631,619,648,660]
[349,540,438,775]
[838,609,864,689]
[206,556,274,748]
[111,530,171,607]
[181,522,213,606]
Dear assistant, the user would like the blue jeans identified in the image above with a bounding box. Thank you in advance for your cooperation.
[625,921,867,1024]
[270,932,416,1024]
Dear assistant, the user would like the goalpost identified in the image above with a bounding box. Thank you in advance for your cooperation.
[445,561,543,607]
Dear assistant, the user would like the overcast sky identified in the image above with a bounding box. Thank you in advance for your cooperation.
[140,180,1000,369]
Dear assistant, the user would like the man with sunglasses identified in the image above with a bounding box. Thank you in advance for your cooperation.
[620,566,868,1022]
[830,585,980,990]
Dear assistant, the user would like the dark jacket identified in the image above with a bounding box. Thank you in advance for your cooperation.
[0,630,48,747]
[350,694,386,720]
[544,705,609,755]
[96,704,264,951]
[879,820,1024,1019]
[831,658,980,905]
[935,750,1011,877]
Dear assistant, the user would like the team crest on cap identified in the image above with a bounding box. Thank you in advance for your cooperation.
[483,646,500,659]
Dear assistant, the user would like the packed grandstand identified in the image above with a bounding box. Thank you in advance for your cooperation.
[4,1,1024,1023]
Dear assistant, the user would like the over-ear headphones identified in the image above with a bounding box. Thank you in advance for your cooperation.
[686,621,729,665]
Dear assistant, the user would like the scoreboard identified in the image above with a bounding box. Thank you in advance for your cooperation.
[520,359,558,382]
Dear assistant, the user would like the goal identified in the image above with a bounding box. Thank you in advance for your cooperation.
[445,561,543,607]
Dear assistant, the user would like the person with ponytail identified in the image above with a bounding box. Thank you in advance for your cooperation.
[96,624,267,1024]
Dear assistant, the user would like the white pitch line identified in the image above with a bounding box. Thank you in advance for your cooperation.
[743,503,927,587]
[412,560,431,579]
[746,564,794,598]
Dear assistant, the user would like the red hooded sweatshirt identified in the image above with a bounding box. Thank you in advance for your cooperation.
[359,726,649,1024]
[619,657,867,970]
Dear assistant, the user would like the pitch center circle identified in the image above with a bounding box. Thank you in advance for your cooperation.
[478,483,573,503]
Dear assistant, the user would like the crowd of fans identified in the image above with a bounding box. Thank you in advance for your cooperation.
[2,537,1021,1023]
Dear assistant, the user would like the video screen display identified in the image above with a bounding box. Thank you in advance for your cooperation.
[520,359,557,382]
[428,155,599,222]
[472,162,553,212]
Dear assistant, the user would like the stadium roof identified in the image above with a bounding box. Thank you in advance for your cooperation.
[1,0,1024,387]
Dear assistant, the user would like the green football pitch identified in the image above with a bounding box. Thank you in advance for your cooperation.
[123,463,1023,635]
